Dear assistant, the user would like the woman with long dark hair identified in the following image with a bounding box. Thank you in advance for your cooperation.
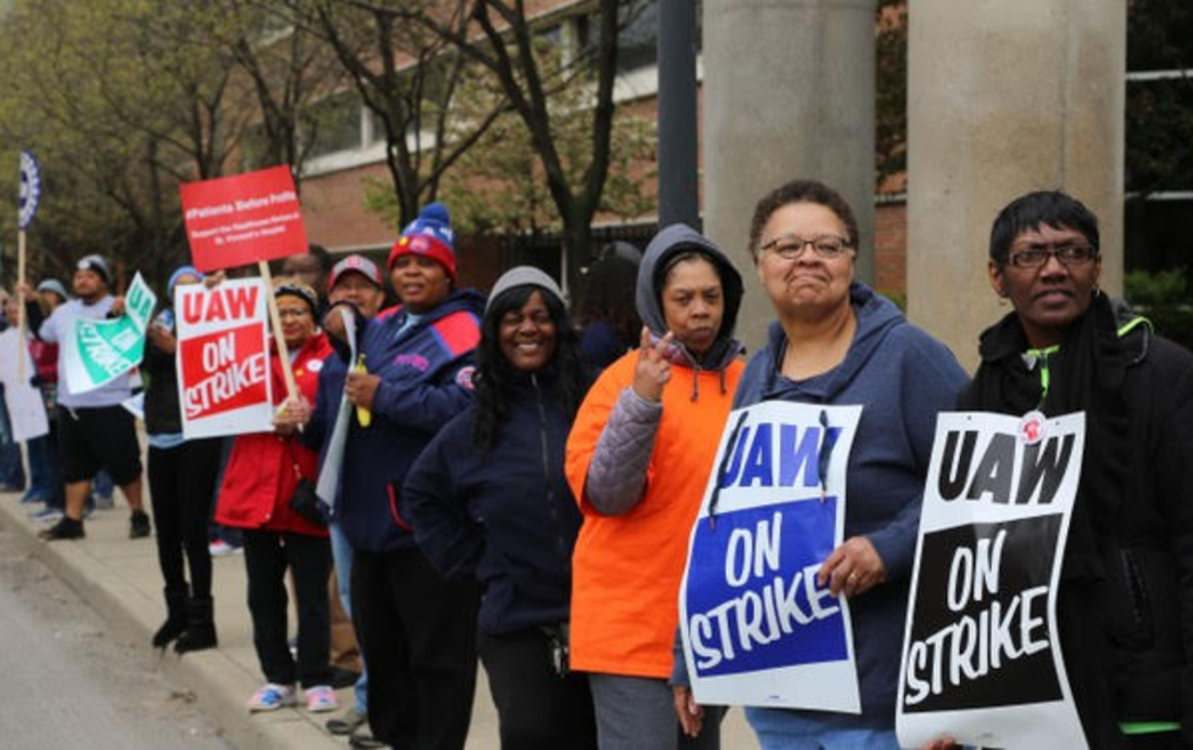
[406,266,596,749]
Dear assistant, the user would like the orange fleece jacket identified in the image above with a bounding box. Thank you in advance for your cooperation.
[566,350,744,678]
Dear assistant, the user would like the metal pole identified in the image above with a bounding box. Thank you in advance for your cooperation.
[657,0,699,229]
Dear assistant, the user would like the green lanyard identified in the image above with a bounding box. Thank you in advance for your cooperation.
[1021,317,1152,407]
[1021,344,1060,407]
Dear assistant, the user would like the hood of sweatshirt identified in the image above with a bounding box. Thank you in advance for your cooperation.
[634,223,745,372]
[758,282,906,402]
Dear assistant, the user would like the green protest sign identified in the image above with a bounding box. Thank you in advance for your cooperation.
[64,272,157,394]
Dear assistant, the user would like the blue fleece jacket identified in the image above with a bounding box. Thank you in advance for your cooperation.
[306,290,483,554]
[735,282,969,728]
[404,369,581,635]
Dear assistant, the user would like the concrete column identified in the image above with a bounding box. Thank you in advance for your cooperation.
[703,0,878,352]
[907,0,1126,371]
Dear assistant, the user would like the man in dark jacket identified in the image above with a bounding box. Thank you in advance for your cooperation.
[959,190,1193,748]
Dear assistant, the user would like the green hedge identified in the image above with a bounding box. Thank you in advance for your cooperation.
[1124,267,1193,352]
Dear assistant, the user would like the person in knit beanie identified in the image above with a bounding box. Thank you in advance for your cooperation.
[388,202,458,294]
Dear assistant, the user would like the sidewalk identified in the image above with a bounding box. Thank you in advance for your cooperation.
[0,489,496,749]
[0,489,755,748]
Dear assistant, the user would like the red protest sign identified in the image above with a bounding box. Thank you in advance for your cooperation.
[175,279,275,439]
[180,324,269,419]
[180,166,308,272]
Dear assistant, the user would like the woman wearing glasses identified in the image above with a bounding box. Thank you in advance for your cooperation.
[946,191,1193,748]
[214,282,337,714]
[674,180,968,747]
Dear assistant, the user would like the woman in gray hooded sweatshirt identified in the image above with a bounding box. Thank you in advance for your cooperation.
[565,225,744,750]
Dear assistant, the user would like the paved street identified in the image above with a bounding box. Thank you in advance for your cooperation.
[0,525,230,749]
[0,493,756,749]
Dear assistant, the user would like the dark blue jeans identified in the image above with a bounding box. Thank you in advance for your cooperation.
[25,432,64,508]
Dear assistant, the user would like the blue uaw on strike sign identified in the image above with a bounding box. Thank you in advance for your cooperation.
[679,400,863,712]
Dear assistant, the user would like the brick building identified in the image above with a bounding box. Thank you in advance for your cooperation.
[291,0,912,297]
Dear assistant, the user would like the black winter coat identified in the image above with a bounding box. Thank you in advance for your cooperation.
[962,306,1193,746]
[404,371,581,636]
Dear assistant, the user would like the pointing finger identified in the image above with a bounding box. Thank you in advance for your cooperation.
[655,331,674,358]
[639,326,653,358]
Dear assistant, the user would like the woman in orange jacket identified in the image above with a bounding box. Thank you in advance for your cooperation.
[566,225,744,750]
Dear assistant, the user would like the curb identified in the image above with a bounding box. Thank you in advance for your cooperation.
[0,492,340,749]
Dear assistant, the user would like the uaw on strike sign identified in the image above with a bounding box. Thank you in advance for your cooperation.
[680,400,863,713]
[179,165,307,272]
[175,279,273,439]
[897,411,1087,749]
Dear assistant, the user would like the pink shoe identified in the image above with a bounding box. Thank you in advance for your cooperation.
[305,684,337,713]
[247,683,296,712]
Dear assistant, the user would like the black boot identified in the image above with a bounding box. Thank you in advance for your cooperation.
[174,597,217,654]
[152,589,189,648]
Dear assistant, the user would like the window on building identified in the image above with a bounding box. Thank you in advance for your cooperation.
[616,0,703,74]
[1124,2,1193,274]
[617,0,657,73]
[307,91,364,158]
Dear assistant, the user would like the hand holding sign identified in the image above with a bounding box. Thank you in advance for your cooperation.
[146,324,177,354]
[632,327,673,402]
[818,536,887,598]
[273,394,312,429]
[672,686,706,738]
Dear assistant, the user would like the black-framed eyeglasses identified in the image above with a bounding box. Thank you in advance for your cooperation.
[760,234,853,260]
[1006,244,1098,269]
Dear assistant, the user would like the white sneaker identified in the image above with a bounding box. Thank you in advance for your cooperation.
[209,539,242,557]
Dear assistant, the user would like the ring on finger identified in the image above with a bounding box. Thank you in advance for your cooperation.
[847,571,860,584]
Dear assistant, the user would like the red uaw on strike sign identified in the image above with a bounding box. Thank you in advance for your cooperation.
[175,278,274,439]
[180,165,308,272]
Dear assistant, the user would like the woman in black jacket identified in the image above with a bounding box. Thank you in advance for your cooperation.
[144,266,224,653]
[405,266,596,750]
[953,191,1193,749]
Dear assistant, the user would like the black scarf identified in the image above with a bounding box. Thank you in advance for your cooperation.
[958,293,1129,579]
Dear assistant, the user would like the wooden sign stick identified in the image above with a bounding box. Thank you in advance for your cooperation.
[16,230,27,380]
[259,260,299,403]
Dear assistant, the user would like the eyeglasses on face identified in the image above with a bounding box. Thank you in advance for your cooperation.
[1005,244,1098,269]
[277,308,311,319]
[759,234,853,260]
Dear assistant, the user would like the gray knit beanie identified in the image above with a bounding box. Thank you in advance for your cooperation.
[485,266,564,313]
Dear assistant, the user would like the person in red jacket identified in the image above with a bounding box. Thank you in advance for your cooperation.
[214,281,337,715]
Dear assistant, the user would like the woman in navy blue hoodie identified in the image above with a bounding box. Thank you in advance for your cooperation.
[673,181,969,747]
[405,267,597,750]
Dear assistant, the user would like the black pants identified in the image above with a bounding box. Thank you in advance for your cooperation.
[148,440,221,599]
[352,547,480,749]
[242,529,332,687]
[479,628,598,750]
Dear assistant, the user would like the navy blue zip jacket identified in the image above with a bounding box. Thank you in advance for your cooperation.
[307,290,483,554]
[734,282,969,728]
[404,369,581,635]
